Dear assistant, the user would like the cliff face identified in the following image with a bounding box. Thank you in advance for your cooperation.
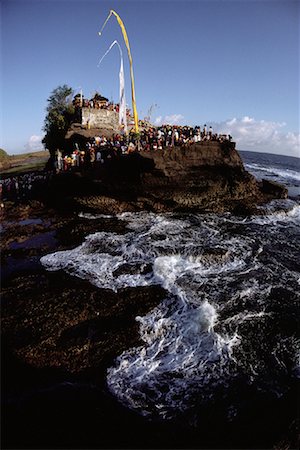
[140,141,243,174]
[138,143,259,210]
[97,141,266,212]
[47,141,287,214]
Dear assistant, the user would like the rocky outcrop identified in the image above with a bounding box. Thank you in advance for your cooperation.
[260,179,288,199]
[44,141,288,214]
[136,142,259,211]
[74,141,280,213]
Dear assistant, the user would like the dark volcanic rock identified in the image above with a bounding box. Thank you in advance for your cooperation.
[2,271,166,375]
[260,178,288,198]
[0,176,296,449]
[56,141,285,214]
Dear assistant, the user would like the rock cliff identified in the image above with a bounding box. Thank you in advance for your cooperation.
[45,141,287,214]
[77,141,286,213]
[138,141,258,211]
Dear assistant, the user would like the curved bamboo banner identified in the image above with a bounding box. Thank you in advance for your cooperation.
[97,40,128,134]
[99,10,139,133]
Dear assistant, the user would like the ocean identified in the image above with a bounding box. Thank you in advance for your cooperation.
[241,150,300,199]
[40,150,299,440]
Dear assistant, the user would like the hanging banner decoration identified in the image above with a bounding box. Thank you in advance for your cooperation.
[97,40,127,133]
[98,10,139,133]
[118,53,127,133]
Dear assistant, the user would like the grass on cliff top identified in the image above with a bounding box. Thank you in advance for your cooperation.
[1,150,49,176]
[9,150,49,160]
[0,148,9,160]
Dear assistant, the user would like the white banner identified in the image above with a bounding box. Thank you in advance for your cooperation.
[98,40,127,133]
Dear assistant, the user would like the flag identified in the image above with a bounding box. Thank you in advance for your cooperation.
[98,10,139,133]
[119,55,127,133]
[97,40,127,133]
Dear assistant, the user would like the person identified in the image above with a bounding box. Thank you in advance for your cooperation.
[174,129,179,146]
[90,147,95,164]
[128,142,136,153]
[63,155,68,171]
[96,149,102,165]
[0,183,4,209]
[71,151,77,167]
[57,149,63,171]
[75,149,80,167]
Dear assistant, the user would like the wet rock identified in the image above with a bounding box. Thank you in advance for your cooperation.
[2,270,166,374]
[55,216,127,247]
[113,262,152,277]
[261,179,288,199]
[201,246,229,263]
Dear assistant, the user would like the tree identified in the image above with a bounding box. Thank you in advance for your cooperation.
[42,85,75,157]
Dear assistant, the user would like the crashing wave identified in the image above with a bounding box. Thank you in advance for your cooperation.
[245,163,300,182]
[41,207,300,418]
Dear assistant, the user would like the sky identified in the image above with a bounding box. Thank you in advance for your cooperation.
[0,0,299,157]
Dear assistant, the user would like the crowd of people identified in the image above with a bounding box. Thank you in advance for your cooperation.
[0,124,234,204]
[73,93,131,115]
[139,124,232,148]
[54,124,233,172]
[0,171,53,204]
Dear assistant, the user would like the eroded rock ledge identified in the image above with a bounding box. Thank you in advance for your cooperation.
[47,141,287,214]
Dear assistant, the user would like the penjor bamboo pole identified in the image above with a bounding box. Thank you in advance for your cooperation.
[99,10,139,133]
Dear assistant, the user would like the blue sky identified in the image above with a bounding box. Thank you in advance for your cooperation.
[1,0,299,156]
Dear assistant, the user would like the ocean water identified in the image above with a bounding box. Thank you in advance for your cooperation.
[241,150,300,199]
[41,150,300,422]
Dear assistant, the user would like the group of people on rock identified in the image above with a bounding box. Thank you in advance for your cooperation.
[139,124,232,149]
[54,137,128,172]
[53,124,233,173]
[82,100,130,114]
[73,93,131,115]
[0,171,53,204]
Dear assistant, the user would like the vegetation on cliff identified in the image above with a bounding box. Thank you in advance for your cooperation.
[42,85,75,157]
[0,148,9,160]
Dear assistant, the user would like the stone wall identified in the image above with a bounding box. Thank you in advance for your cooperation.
[81,108,119,129]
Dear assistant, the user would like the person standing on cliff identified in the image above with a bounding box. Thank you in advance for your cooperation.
[56,149,63,172]
[0,183,4,210]
[174,129,179,146]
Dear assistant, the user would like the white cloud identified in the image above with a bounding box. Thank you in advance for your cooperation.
[211,116,299,158]
[154,114,184,126]
[154,116,162,125]
[25,135,44,152]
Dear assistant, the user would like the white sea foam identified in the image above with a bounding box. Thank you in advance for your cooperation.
[245,163,300,182]
[107,298,240,418]
[41,207,299,418]
[78,212,114,219]
[253,200,300,225]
